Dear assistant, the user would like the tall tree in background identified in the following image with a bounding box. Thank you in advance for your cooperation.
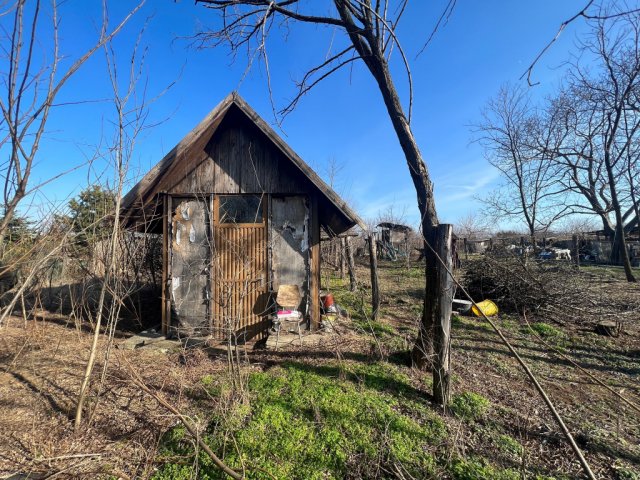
[479,9,640,282]
[193,0,444,376]
[543,12,640,281]
[477,86,571,243]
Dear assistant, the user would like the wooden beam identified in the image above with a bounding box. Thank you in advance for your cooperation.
[161,194,171,336]
[310,194,321,330]
[433,224,453,407]
[368,233,380,321]
[345,236,357,292]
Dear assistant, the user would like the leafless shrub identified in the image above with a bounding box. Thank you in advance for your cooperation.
[463,254,639,326]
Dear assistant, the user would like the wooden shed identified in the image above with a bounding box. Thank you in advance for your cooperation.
[121,93,363,340]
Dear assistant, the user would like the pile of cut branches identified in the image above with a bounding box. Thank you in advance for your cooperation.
[462,255,639,326]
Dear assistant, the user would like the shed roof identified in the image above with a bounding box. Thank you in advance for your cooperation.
[377,222,411,232]
[121,93,364,234]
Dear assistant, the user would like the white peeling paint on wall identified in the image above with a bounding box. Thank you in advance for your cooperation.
[171,276,180,301]
[300,209,310,252]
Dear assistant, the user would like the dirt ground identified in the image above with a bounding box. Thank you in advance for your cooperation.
[0,257,638,479]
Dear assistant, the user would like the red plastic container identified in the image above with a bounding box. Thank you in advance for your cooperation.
[322,293,335,309]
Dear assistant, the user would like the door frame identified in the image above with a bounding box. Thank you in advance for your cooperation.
[210,193,270,339]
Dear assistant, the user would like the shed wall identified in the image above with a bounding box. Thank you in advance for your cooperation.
[159,122,311,197]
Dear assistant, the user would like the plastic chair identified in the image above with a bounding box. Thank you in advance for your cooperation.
[273,284,304,350]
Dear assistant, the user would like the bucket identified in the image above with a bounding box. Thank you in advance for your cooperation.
[452,298,473,314]
[471,299,498,317]
[322,294,335,309]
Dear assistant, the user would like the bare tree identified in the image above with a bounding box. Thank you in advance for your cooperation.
[477,85,571,245]
[541,11,640,281]
[625,149,640,240]
[0,0,144,256]
[193,1,445,376]
[75,15,156,429]
[454,211,489,239]
[522,0,640,85]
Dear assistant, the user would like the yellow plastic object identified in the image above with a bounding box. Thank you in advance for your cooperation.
[471,299,498,317]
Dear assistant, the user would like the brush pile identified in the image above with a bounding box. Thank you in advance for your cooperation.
[462,255,640,327]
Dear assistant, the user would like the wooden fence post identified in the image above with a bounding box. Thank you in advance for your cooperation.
[405,236,410,270]
[339,237,346,280]
[368,233,380,320]
[573,234,580,267]
[345,236,357,292]
[520,236,527,266]
[433,224,453,408]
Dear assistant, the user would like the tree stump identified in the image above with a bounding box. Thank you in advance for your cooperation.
[595,321,620,337]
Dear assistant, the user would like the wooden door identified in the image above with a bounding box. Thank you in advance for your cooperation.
[271,196,309,313]
[169,197,210,336]
[211,195,269,340]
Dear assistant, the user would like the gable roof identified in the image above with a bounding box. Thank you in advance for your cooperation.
[121,92,364,234]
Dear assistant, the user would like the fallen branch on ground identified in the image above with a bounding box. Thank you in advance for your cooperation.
[121,355,244,480]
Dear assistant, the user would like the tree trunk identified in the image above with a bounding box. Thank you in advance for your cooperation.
[333,2,440,368]
[433,224,453,408]
[604,156,636,281]
[412,228,438,367]
[368,234,380,321]
[345,236,357,292]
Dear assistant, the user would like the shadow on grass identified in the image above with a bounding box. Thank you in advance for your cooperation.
[453,317,640,377]
[279,360,434,404]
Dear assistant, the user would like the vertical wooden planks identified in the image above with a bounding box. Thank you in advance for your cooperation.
[211,203,267,340]
[161,194,170,336]
[309,194,320,330]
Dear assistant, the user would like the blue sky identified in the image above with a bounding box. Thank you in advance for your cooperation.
[11,1,594,228]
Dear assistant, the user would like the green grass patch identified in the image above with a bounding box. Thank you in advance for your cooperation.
[615,466,640,480]
[449,391,491,421]
[400,265,425,279]
[580,264,640,281]
[449,458,520,480]
[353,318,395,336]
[526,322,565,339]
[496,433,523,457]
[330,284,371,321]
[452,315,466,327]
[450,457,565,480]
[154,361,446,479]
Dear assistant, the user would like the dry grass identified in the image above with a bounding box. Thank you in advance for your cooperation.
[0,257,637,479]
[0,316,229,479]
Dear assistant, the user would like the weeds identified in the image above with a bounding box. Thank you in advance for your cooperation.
[495,433,523,457]
[526,322,564,339]
[449,392,491,421]
[449,458,520,480]
[154,362,446,479]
